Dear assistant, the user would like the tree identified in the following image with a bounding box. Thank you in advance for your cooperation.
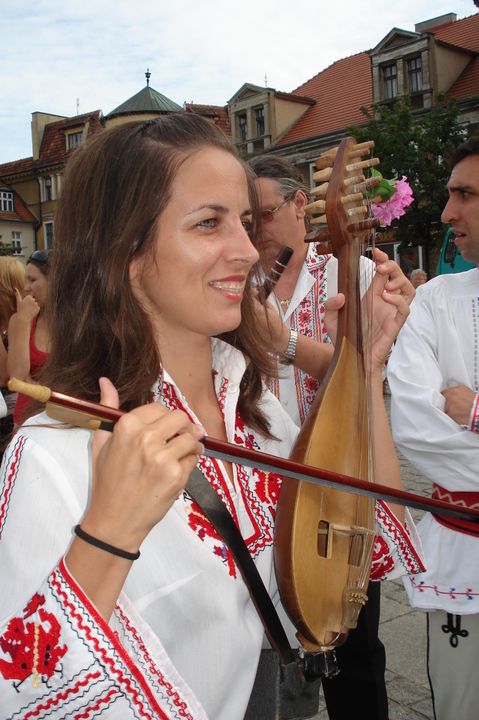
[345,96,466,258]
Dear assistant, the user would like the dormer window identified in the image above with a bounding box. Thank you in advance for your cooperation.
[407,57,422,93]
[0,190,13,213]
[383,64,397,100]
[67,131,84,151]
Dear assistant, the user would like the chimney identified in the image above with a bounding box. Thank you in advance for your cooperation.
[415,13,457,33]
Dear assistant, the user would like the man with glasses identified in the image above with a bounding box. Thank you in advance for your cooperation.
[249,154,388,720]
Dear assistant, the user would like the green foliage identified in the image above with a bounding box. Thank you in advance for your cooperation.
[345,95,465,250]
[0,242,16,257]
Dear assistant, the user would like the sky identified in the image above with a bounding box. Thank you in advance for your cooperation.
[1,1,477,165]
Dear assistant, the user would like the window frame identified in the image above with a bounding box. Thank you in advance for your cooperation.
[383,63,398,100]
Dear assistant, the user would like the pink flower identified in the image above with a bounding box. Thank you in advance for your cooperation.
[371,176,414,227]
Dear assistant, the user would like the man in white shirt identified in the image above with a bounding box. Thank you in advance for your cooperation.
[388,136,479,720]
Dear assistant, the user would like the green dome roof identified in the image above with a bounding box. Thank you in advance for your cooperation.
[107,72,183,117]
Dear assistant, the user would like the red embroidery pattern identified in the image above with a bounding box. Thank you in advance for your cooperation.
[0,435,26,538]
[373,502,425,577]
[371,536,394,578]
[267,248,331,424]
[54,562,173,719]
[116,605,197,720]
[0,593,67,688]
[155,375,281,577]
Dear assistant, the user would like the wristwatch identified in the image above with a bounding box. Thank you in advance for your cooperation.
[279,329,298,366]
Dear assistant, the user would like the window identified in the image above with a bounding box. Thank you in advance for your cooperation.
[238,114,247,142]
[0,191,13,213]
[44,222,54,249]
[407,57,422,93]
[11,231,22,254]
[44,177,53,202]
[255,107,265,138]
[67,131,84,151]
[383,64,397,100]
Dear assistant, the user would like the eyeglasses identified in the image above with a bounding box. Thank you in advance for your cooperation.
[27,250,50,266]
[261,193,295,224]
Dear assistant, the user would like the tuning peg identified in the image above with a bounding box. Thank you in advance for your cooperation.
[312,167,333,183]
[347,218,380,233]
[305,199,326,214]
[346,157,380,173]
[344,174,365,187]
[310,182,329,197]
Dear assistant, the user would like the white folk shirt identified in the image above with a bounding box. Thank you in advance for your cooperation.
[388,268,479,615]
[267,245,374,427]
[0,339,423,719]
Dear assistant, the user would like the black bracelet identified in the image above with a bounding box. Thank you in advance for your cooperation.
[74,525,140,561]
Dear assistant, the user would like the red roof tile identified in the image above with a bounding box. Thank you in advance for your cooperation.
[0,157,35,182]
[429,14,479,102]
[185,103,231,139]
[276,52,372,147]
[430,13,479,53]
[36,110,103,171]
[0,185,37,223]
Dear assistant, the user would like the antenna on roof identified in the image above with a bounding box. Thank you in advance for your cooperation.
[76,98,80,115]
[265,73,268,87]
[146,68,151,87]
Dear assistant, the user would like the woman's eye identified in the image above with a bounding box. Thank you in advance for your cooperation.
[242,220,253,234]
[198,218,216,228]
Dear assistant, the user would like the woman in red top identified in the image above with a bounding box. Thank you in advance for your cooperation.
[8,250,50,425]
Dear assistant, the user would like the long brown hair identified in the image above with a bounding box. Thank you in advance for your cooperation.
[43,114,277,435]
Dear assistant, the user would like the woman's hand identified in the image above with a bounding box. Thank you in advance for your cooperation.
[251,295,290,355]
[82,378,205,554]
[365,247,414,370]
[13,288,40,323]
[325,249,414,372]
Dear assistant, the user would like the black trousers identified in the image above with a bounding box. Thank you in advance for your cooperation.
[321,581,388,720]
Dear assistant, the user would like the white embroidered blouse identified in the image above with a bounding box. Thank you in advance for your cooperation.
[0,339,423,719]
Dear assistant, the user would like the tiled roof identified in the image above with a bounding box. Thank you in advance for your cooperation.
[0,157,35,182]
[0,184,37,223]
[430,13,479,102]
[275,52,372,147]
[430,13,479,53]
[0,111,103,180]
[107,86,183,117]
[184,103,231,138]
[37,110,103,171]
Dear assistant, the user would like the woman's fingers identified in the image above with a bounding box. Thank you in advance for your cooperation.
[87,378,205,551]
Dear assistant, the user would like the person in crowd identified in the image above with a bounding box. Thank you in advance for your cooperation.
[7,249,50,425]
[0,256,26,450]
[249,154,393,720]
[0,114,423,720]
[388,136,479,720]
[410,268,427,289]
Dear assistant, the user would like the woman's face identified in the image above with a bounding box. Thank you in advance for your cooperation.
[24,263,48,307]
[130,147,259,346]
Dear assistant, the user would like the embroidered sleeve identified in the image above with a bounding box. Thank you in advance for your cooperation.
[370,501,425,581]
[467,393,479,434]
[0,559,206,719]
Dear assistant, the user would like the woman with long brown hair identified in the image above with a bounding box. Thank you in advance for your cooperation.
[0,114,423,719]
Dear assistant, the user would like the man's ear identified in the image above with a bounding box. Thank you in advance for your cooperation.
[293,189,308,220]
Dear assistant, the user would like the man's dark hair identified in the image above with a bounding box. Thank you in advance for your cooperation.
[448,136,479,170]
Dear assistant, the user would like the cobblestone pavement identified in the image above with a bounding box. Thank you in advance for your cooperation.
[311,392,435,719]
